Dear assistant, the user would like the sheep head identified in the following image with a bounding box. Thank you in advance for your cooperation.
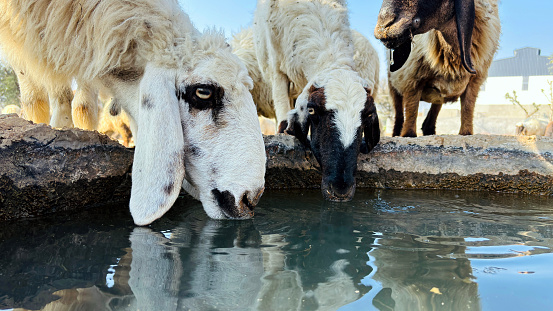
[128,38,266,225]
[285,70,380,202]
[374,0,476,74]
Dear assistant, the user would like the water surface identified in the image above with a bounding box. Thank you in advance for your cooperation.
[1,189,552,311]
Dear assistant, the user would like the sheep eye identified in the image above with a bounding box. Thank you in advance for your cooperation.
[196,87,212,100]
[308,107,316,115]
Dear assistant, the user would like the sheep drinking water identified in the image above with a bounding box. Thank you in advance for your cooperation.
[0,0,266,225]
[252,0,381,202]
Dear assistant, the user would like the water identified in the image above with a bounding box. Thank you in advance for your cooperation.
[1,189,553,311]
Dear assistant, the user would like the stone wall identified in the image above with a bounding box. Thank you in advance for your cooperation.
[0,114,133,221]
[266,134,553,195]
[2,114,553,220]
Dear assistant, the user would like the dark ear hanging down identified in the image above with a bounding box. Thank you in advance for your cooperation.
[360,94,380,154]
[284,110,310,148]
[455,0,477,74]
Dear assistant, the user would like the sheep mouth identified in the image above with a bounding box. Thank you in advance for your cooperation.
[389,40,412,72]
[321,182,356,203]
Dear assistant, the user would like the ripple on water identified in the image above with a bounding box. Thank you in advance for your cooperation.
[2,189,553,310]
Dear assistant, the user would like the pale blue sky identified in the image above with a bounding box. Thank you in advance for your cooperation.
[179,0,553,75]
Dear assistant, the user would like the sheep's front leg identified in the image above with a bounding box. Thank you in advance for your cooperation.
[72,82,99,130]
[271,72,292,133]
[48,84,74,128]
[421,103,442,135]
[390,83,404,137]
[16,69,50,124]
[400,91,422,137]
[459,76,483,135]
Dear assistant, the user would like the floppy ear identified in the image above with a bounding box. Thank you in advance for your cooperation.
[361,93,380,154]
[130,65,185,226]
[454,0,476,74]
[284,108,310,148]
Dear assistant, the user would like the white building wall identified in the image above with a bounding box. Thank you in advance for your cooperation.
[476,75,553,107]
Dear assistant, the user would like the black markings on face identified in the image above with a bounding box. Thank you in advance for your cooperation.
[142,94,154,110]
[212,189,238,218]
[303,85,362,202]
[178,83,225,123]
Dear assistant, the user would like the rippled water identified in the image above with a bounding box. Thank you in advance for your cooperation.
[1,189,553,311]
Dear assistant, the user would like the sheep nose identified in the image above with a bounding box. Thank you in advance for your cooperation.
[376,7,397,30]
[329,182,355,200]
[241,187,265,212]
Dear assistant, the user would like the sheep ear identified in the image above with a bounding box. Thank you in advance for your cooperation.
[284,108,310,148]
[361,93,380,154]
[130,66,185,226]
[455,0,477,74]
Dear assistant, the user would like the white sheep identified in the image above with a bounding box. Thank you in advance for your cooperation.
[231,27,380,128]
[374,0,501,137]
[1,104,21,115]
[252,0,381,202]
[0,0,266,225]
[515,117,549,136]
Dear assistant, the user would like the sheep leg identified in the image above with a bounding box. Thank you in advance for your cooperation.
[48,84,74,128]
[421,104,442,135]
[271,72,292,133]
[400,92,422,137]
[459,79,482,135]
[72,82,99,130]
[390,84,404,137]
[16,69,50,124]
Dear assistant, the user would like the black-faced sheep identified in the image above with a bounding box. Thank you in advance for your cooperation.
[374,0,500,137]
[0,0,266,225]
[252,0,380,202]
[231,28,380,130]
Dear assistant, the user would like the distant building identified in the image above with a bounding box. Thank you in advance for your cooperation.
[477,47,553,107]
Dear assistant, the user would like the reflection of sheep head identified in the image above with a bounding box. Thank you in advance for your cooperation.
[371,234,479,310]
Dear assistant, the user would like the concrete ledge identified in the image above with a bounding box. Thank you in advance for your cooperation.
[0,114,133,221]
[265,134,553,195]
[2,113,552,221]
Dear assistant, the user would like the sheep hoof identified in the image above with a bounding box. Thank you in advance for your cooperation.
[422,128,436,136]
[401,130,417,138]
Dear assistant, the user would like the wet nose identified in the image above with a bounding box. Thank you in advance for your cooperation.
[212,187,265,219]
[240,187,265,212]
[322,180,356,203]
[329,182,355,200]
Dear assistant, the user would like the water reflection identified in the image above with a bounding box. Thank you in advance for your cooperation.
[1,190,553,311]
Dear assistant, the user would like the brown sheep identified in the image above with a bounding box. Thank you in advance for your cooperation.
[374,0,500,137]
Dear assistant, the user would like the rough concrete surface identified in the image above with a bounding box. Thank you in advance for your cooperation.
[266,133,553,195]
[2,113,553,221]
[0,114,133,221]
